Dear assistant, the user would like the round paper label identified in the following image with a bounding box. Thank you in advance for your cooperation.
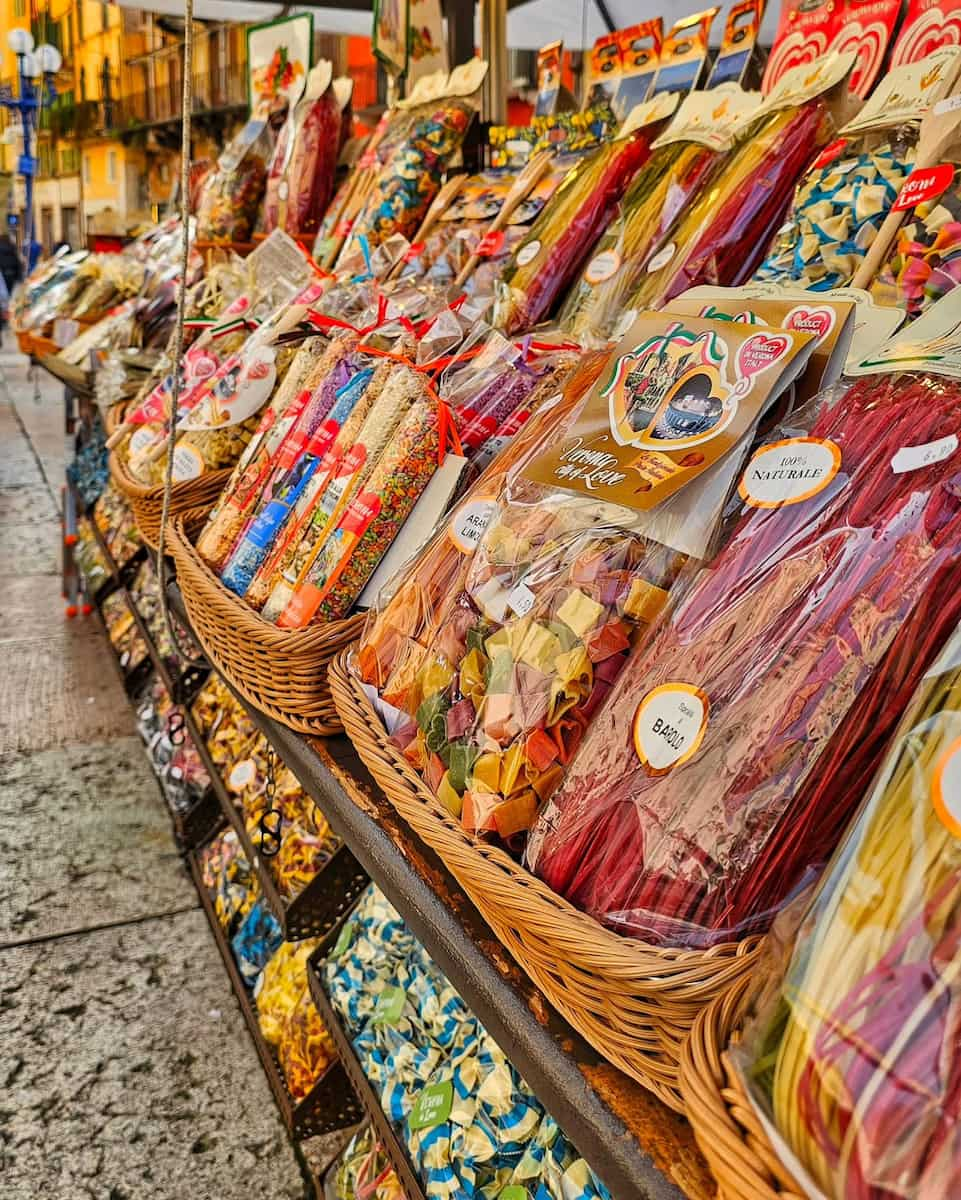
[633,683,709,774]
[647,242,676,273]
[739,438,841,509]
[613,308,638,340]
[129,427,156,457]
[449,498,496,553]
[278,180,289,200]
[585,249,622,285]
[228,759,257,792]
[516,240,541,266]
[933,737,961,837]
[172,444,205,482]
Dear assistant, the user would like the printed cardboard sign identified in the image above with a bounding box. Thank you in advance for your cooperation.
[762,0,898,97]
[828,0,902,97]
[651,9,720,97]
[708,0,765,87]
[585,33,622,108]
[893,162,957,210]
[535,41,564,116]
[892,0,961,66]
[848,290,961,378]
[615,21,663,116]
[665,290,855,401]
[523,311,814,511]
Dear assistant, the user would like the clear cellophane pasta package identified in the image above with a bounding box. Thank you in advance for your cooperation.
[352,304,819,846]
[558,86,761,346]
[754,50,961,292]
[528,338,961,950]
[629,54,857,313]
[196,115,273,243]
[729,613,961,1199]
[493,100,667,335]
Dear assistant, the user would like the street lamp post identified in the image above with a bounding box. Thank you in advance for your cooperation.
[1,29,62,275]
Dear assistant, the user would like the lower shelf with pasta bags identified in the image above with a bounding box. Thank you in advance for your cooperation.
[336,291,961,1110]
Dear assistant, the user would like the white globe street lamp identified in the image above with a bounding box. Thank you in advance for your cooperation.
[36,44,63,75]
[7,28,35,55]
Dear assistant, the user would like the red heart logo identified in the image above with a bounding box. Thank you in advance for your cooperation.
[736,333,791,380]
[785,305,836,345]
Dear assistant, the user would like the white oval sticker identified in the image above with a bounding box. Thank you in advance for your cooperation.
[228,759,257,792]
[585,249,622,285]
[129,427,156,457]
[934,737,961,837]
[739,438,841,508]
[891,434,958,475]
[516,240,541,267]
[172,444,205,482]
[613,308,638,340]
[647,242,676,273]
[449,498,496,553]
[633,683,709,774]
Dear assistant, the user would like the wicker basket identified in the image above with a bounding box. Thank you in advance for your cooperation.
[681,975,804,1200]
[167,510,364,736]
[329,648,762,1112]
[108,451,229,552]
[104,402,127,438]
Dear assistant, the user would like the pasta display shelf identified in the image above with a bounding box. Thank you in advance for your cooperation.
[166,581,713,1200]
[186,847,365,1142]
[307,933,429,1200]
[186,696,370,944]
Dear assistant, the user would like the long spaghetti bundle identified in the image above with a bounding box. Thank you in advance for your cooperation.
[629,101,829,310]
[494,130,654,334]
[558,141,719,344]
[736,623,961,1198]
[529,371,961,948]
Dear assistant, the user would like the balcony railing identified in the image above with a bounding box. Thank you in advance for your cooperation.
[120,66,247,128]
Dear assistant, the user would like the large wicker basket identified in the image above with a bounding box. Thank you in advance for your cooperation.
[330,648,762,1112]
[681,975,804,1200]
[167,510,364,736]
[108,450,229,552]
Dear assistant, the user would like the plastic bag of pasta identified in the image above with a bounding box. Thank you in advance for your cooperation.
[196,114,273,243]
[753,51,960,292]
[629,54,855,313]
[361,309,815,844]
[558,85,760,346]
[732,612,961,1199]
[529,296,961,950]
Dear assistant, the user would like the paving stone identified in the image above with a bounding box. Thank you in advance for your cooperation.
[0,911,308,1200]
[0,738,190,942]
[0,634,136,755]
[0,575,104,643]
[0,522,59,575]
[0,452,44,489]
[0,484,58,525]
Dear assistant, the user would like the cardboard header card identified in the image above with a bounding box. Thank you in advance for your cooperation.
[708,0,766,88]
[651,9,721,98]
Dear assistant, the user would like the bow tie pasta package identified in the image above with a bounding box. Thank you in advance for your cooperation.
[362,312,815,846]
[528,293,961,951]
[754,49,961,291]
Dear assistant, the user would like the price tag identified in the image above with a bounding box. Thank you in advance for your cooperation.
[507,581,536,618]
[373,985,406,1024]
[516,240,541,266]
[408,1080,454,1131]
[891,434,958,474]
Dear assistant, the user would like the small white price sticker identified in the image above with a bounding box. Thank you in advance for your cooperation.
[507,581,536,618]
[647,242,676,273]
[891,434,958,475]
[516,240,541,266]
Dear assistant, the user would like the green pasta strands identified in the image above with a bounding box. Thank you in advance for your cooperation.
[733,621,961,1198]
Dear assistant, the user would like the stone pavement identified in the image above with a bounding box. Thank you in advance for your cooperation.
[0,350,313,1198]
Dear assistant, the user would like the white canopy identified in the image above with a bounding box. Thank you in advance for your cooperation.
[114,0,374,37]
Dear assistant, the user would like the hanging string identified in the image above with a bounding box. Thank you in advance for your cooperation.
[156,0,195,670]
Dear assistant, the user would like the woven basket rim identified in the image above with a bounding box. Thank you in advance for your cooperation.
[330,646,762,981]
[168,509,364,652]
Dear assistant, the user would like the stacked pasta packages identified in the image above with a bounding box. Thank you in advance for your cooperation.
[628,53,858,313]
[755,48,961,292]
[559,84,761,345]
[109,232,323,486]
[526,293,961,955]
[323,885,612,1200]
[492,93,675,334]
[193,308,579,631]
[354,302,838,844]
[199,829,337,1101]
[317,61,488,273]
